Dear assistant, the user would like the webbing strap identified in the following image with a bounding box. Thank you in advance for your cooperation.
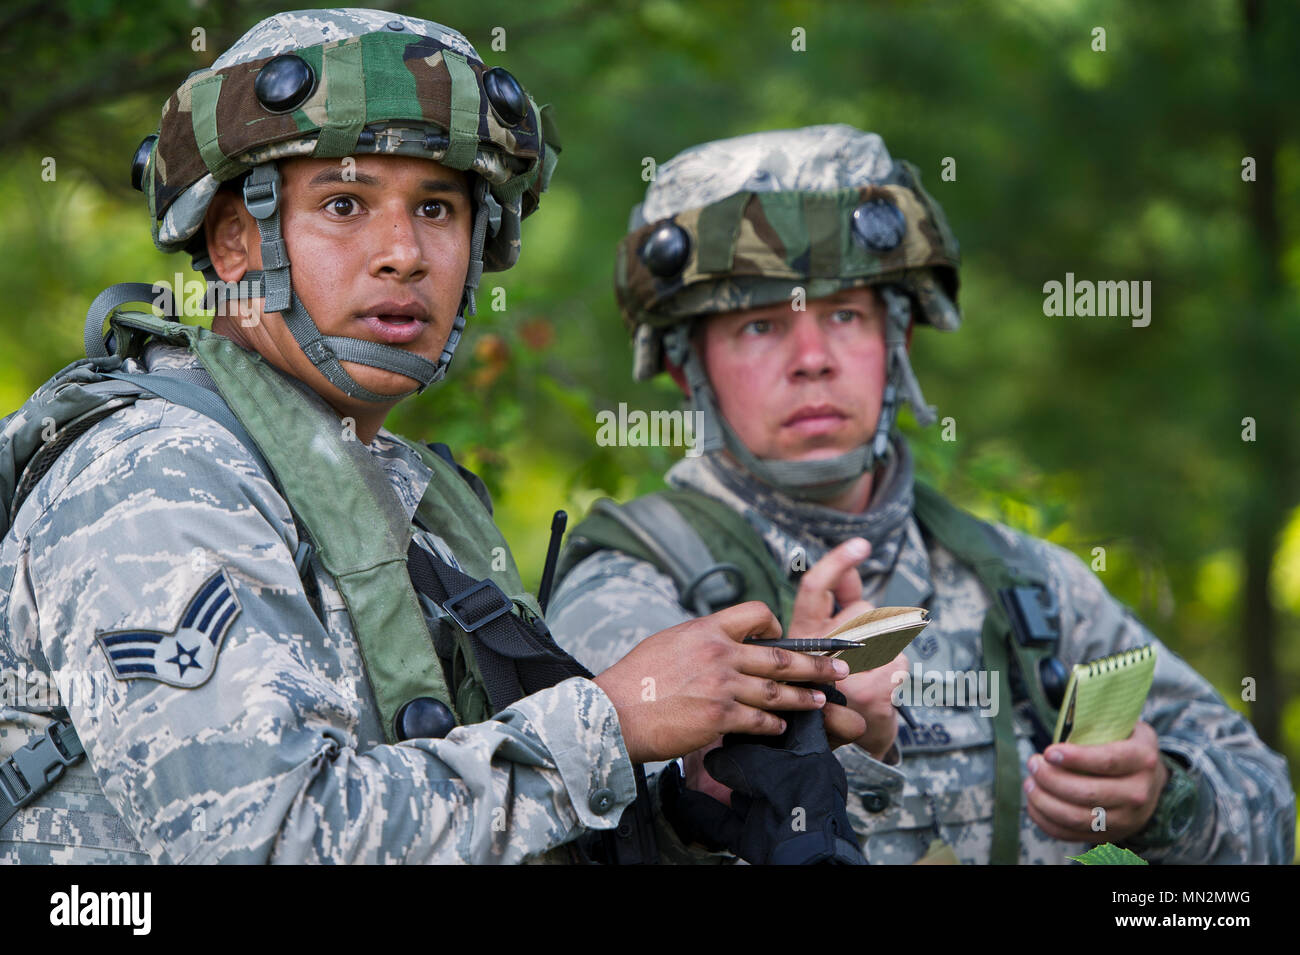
[912,483,1034,864]
[978,596,1022,865]
[406,539,590,714]
[695,192,748,274]
[84,284,172,359]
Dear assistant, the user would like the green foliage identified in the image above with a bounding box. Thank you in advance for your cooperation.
[1068,844,1149,866]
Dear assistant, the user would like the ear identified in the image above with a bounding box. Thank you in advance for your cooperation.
[203,189,259,283]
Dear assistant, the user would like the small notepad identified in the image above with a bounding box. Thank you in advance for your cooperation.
[1052,645,1157,745]
[819,607,930,674]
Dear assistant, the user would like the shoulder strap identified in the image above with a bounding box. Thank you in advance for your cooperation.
[558,489,795,626]
[185,329,455,744]
[912,482,1063,865]
[912,483,1062,730]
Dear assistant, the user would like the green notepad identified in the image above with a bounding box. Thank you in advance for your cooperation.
[1052,645,1157,745]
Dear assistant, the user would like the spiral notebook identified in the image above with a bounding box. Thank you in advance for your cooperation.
[1051,645,1157,745]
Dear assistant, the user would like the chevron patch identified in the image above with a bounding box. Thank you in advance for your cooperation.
[96,568,242,689]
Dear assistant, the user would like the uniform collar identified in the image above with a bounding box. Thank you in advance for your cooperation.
[665,436,933,606]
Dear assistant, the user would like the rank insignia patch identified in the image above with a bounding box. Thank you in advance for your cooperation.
[96,568,242,688]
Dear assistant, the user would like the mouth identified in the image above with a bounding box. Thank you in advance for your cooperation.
[782,404,849,434]
[355,302,430,345]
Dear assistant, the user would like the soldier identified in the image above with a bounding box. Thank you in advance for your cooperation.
[548,124,1297,864]
[0,11,863,864]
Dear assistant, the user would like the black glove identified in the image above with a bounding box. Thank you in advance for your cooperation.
[662,684,866,865]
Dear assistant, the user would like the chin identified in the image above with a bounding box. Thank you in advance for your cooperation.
[338,363,424,399]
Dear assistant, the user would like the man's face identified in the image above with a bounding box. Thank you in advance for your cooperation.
[207,154,472,407]
[696,287,890,462]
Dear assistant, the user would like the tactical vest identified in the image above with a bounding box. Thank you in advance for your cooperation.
[0,308,600,839]
[556,484,1067,865]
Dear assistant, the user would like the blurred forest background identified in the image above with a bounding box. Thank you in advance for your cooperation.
[1,0,1296,851]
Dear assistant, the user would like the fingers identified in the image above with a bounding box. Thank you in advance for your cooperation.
[1026,795,1098,844]
[823,702,868,748]
[1027,753,1149,811]
[798,538,870,609]
[735,641,850,684]
[1042,722,1159,777]
[712,601,783,644]
[728,673,832,712]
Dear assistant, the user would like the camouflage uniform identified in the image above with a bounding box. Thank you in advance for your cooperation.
[549,125,1295,864]
[0,342,634,863]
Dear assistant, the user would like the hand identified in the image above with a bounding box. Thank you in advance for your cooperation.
[1024,721,1169,844]
[686,691,870,808]
[788,538,875,640]
[593,601,851,763]
[786,538,892,755]
[835,653,910,759]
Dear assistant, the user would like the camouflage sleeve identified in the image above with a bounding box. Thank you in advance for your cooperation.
[547,549,695,674]
[1030,535,1296,864]
[6,405,634,864]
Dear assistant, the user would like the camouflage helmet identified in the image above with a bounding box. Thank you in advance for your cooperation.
[101,8,560,404]
[615,125,961,501]
[616,124,959,381]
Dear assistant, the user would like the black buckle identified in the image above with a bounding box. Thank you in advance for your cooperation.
[441,579,512,633]
[999,585,1060,647]
[0,724,80,809]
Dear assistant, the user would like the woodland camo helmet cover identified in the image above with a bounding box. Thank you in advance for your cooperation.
[614,124,961,500]
[126,8,560,401]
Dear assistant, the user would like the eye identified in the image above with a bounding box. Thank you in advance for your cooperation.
[326,196,358,217]
[419,199,450,220]
[830,308,860,324]
[742,319,772,336]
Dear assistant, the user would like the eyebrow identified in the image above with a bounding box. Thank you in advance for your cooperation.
[306,168,470,197]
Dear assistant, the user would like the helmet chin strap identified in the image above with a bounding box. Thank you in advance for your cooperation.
[204,162,493,404]
[666,285,937,503]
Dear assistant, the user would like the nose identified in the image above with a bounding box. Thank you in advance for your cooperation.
[368,201,428,282]
[788,312,834,381]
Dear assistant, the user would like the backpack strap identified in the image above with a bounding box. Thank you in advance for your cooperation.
[911,482,1063,865]
[558,490,795,626]
[405,539,592,714]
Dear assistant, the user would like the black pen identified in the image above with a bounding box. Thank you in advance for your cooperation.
[743,637,867,652]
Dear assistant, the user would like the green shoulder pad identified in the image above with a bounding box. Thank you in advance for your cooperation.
[557,489,795,628]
